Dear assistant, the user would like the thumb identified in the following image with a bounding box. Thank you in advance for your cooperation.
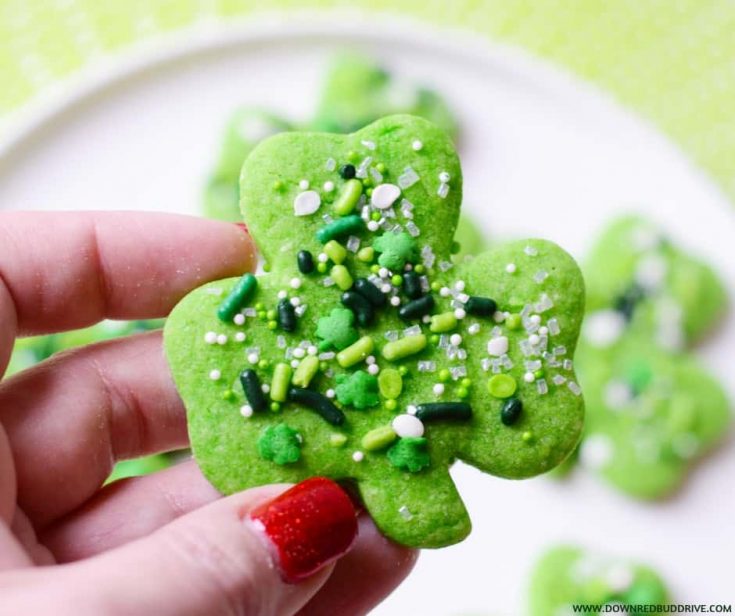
[70,478,358,616]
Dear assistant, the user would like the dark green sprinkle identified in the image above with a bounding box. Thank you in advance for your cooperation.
[217,273,257,322]
[287,386,346,426]
[402,270,423,299]
[465,296,497,317]
[614,283,645,322]
[500,398,522,425]
[339,163,356,179]
[240,369,268,412]
[416,402,472,422]
[277,298,297,332]
[316,215,365,244]
[353,278,386,307]
[341,291,375,327]
[297,250,315,275]
[398,294,435,320]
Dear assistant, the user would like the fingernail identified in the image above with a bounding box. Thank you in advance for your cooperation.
[250,477,358,583]
[234,222,249,236]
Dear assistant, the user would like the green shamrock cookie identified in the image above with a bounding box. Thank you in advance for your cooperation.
[165,115,585,548]
[560,216,730,497]
[528,545,670,615]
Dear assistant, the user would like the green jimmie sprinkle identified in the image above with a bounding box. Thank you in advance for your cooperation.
[216,273,257,322]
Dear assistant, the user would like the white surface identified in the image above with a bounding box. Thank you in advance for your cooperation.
[0,16,733,615]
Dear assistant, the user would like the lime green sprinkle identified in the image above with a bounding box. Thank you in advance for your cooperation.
[376,162,386,173]
[430,335,439,345]
[370,210,381,221]
[270,402,281,412]
[333,179,363,216]
[266,309,276,320]
[461,377,472,388]
[337,336,375,368]
[257,311,267,320]
[331,264,354,291]
[534,369,545,379]
[292,355,320,388]
[258,359,269,369]
[255,303,264,311]
[384,399,397,411]
[370,264,381,274]
[222,389,236,402]
[324,240,347,264]
[506,314,522,330]
[382,334,427,361]
[414,264,425,274]
[362,425,398,451]
[319,361,329,372]
[316,308,359,351]
[317,262,328,274]
[522,431,534,443]
[272,180,284,191]
[271,363,292,402]
[330,433,348,447]
[451,241,461,254]
[258,423,301,465]
[398,366,408,376]
[335,370,379,409]
[438,369,451,382]
[366,188,374,197]
[387,437,430,473]
[457,387,469,398]
[391,274,403,286]
[378,368,403,399]
[347,150,358,162]
[488,374,517,398]
[362,177,373,188]
[430,281,441,292]
[429,312,457,333]
[357,247,374,262]
[267,320,277,330]
[263,263,271,273]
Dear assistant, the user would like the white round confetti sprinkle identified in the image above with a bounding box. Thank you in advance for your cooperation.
[584,309,626,347]
[450,333,462,346]
[422,315,432,324]
[291,359,300,369]
[579,434,614,470]
[352,451,364,462]
[307,345,318,356]
[468,323,480,335]
[454,308,466,320]
[440,286,450,297]
[530,314,542,325]
[233,314,245,325]
[505,263,516,274]
[367,363,380,376]
[277,290,288,299]
[439,171,450,183]
[367,220,379,232]
[299,179,310,190]
[247,353,259,365]
[371,183,401,209]
[366,355,376,365]
[240,405,253,418]
[290,277,302,289]
[529,334,540,346]
[378,267,390,278]
[407,404,418,415]
[487,336,509,356]
[204,331,217,344]
[235,332,246,342]
[392,414,424,438]
[433,383,445,396]
[290,296,301,306]
[390,296,401,307]
[455,280,465,291]
[538,326,549,336]
[216,334,227,345]
[209,369,221,380]
[323,181,335,192]
[261,384,270,393]
[606,565,634,593]
[412,140,423,151]
[317,252,328,263]
[293,347,305,359]
[524,372,535,383]
[293,190,321,216]
[326,388,336,399]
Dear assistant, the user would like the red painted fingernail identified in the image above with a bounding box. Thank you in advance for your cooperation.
[234,222,249,236]
[250,477,358,583]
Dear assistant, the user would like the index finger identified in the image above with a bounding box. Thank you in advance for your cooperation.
[0,211,255,370]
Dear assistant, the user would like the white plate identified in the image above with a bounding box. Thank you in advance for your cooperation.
[0,15,732,615]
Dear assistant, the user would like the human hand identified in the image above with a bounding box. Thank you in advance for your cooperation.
[0,211,416,615]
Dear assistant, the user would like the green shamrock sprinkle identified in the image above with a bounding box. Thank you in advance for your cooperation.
[335,370,380,409]
[316,308,359,351]
[257,423,302,465]
[373,231,418,271]
[387,437,431,473]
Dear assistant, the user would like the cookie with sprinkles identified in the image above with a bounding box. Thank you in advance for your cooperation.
[165,114,585,548]
[528,545,670,615]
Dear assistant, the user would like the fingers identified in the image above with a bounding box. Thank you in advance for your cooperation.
[0,211,255,337]
[299,515,418,616]
[0,331,188,527]
[43,480,354,616]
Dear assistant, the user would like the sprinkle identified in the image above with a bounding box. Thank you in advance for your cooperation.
[361,139,376,150]
[367,221,379,232]
[407,404,418,415]
[214,334,226,346]
[400,199,415,219]
[352,451,365,462]
[416,402,472,421]
[356,156,372,178]
[465,296,497,317]
[524,372,535,383]
[449,333,463,346]
[346,236,361,253]
[209,369,221,380]
[294,190,321,216]
[432,383,445,396]
[316,215,365,243]
[534,270,549,284]
[505,263,516,274]
[500,398,522,425]
[204,331,217,344]
[217,274,257,322]
[390,296,401,306]
[437,183,449,199]
[339,163,356,179]
[325,157,336,171]
[454,308,467,320]
[235,332,246,342]
[488,374,517,398]
[529,334,540,346]
[288,386,345,426]
[298,179,310,190]
[567,381,582,395]
[367,363,380,375]
[326,388,336,399]
[382,334,427,361]
[337,336,375,368]
[524,245,538,256]
[412,140,423,151]
[399,295,435,321]
[430,312,458,333]
[233,312,246,325]
[417,360,436,372]
[487,336,509,356]
[399,505,413,520]
[468,323,481,335]
[240,405,253,418]
[536,379,548,394]
[547,318,561,335]
[398,166,420,189]
[439,171,451,183]
[240,369,268,412]
[392,414,425,438]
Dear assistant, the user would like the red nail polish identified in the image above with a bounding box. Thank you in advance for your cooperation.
[250,477,358,583]
[234,222,249,236]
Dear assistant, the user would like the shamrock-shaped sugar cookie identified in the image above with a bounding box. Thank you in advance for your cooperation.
[528,545,670,615]
[569,217,730,498]
[165,115,585,548]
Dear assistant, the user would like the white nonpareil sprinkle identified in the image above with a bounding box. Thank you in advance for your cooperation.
[293,190,321,216]
[433,383,445,396]
[290,277,302,289]
[367,363,379,375]
[529,334,540,346]
[235,332,246,342]
[524,372,535,383]
[262,384,270,393]
[323,181,335,192]
[352,451,365,462]
[298,179,310,190]
[439,171,451,183]
[277,290,288,300]
[216,334,227,345]
[325,388,336,399]
[290,297,301,307]
[204,331,217,344]
[468,323,481,335]
[440,286,451,297]
[233,313,246,325]
[367,220,379,232]
[293,347,305,359]
[454,308,466,320]
[539,326,549,336]
[366,355,376,365]
[390,296,401,307]
[529,314,542,325]
[579,434,614,470]
[392,414,425,438]
[247,353,259,365]
[407,404,418,415]
[307,345,318,355]
[412,139,423,151]
[450,333,462,346]
[240,405,253,418]
[208,369,221,380]
[487,336,509,356]
[371,183,401,209]
[505,263,516,274]
[494,311,506,323]
[584,309,626,347]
